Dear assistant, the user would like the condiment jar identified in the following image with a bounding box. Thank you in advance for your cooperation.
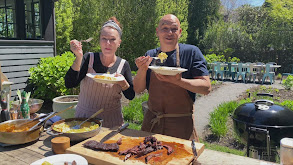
[280,138,293,165]
[51,136,70,154]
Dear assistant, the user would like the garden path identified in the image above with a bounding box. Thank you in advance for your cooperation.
[194,80,284,138]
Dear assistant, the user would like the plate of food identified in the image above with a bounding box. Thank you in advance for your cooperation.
[87,73,125,84]
[148,66,188,76]
[30,154,88,165]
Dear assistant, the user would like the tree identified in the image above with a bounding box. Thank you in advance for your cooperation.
[55,0,74,55]
[264,0,293,23]
[187,0,221,48]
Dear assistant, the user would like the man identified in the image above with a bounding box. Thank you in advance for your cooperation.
[133,14,211,141]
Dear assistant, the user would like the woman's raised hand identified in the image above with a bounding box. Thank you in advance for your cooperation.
[70,40,83,58]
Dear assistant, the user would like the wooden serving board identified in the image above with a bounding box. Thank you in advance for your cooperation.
[66,127,204,165]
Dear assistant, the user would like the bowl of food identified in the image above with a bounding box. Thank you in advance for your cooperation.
[47,118,102,141]
[12,98,44,114]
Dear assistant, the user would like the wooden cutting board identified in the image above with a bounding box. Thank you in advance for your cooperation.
[66,127,204,165]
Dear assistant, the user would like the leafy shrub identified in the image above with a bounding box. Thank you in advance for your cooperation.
[209,101,239,137]
[204,54,226,63]
[280,100,293,111]
[227,57,240,63]
[28,51,79,100]
[282,75,293,90]
[276,73,282,80]
[204,53,241,64]
[122,93,148,128]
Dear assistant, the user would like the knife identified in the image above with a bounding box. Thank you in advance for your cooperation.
[100,123,129,143]
[191,139,198,157]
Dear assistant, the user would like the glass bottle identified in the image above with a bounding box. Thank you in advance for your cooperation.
[20,91,30,119]
[0,90,9,122]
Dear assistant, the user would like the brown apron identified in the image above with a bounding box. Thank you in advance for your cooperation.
[75,52,125,128]
[141,45,199,141]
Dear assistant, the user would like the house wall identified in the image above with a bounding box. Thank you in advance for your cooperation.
[0,40,54,99]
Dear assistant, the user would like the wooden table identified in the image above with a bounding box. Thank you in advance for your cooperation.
[0,132,55,165]
[0,127,280,165]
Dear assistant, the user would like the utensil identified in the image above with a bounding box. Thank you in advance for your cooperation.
[72,108,104,129]
[99,122,129,143]
[191,139,198,157]
[15,105,75,130]
[189,139,198,164]
[29,112,57,131]
[14,113,49,130]
[80,37,93,43]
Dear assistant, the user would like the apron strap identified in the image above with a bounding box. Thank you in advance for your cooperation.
[117,59,126,74]
[148,108,192,132]
[89,52,95,68]
[176,44,180,67]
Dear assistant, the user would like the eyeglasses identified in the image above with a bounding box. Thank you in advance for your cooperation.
[160,27,179,33]
[100,38,116,43]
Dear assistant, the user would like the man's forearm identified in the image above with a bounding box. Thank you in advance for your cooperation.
[174,76,211,95]
[133,69,148,93]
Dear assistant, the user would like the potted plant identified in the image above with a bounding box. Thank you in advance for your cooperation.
[52,95,78,118]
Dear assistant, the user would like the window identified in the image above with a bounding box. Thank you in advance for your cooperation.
[24,0,41,39]
[0,0,42,39]
[0,0,17,38]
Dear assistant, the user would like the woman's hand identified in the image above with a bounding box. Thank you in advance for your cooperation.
[70,40,83,58]
[115,73,129,91]
[135,56,152,71]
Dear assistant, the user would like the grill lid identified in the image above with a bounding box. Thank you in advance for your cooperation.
[232,97,293,127]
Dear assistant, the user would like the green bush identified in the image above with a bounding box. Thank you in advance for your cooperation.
[282,75,293,90]
[204,54,226,63]
[122,93,148,129]
[280,100,293,111]
[28,51,79,100]
[209,101,239,137]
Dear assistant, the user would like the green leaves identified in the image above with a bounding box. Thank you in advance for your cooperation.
[282,75,293,90]
[28,52,79,101]
[122,93,149,125]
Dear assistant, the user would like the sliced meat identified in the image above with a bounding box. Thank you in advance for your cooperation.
[116,138,122,145]
[135,147,154,158]
[124,153,132,161]
[83,140,119,152]
[145,152,163,164]
[163,145,174,155]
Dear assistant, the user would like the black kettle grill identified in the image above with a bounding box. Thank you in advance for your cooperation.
[232,93,293,161]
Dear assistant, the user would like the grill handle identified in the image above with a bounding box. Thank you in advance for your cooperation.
[256,93,273,97]
[248,127,271,158]
[255,100,274,106]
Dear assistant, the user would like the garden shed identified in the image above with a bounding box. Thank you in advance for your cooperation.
[0,0,57,98]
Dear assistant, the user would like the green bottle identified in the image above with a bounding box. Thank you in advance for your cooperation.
[20,91,30,119]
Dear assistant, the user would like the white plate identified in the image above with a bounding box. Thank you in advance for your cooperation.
[148,66,188,76]
[30,154,88,165]
[87,73,125,84]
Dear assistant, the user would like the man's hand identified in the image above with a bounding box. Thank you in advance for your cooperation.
[135,56,152,71]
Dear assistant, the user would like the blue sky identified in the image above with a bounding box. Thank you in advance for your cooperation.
[221,0,266,9]
[249,0,265,6]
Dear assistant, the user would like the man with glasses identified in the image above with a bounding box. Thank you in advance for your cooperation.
[133,14,211,141]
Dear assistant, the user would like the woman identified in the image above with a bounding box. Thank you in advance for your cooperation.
[65,17,135,128]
